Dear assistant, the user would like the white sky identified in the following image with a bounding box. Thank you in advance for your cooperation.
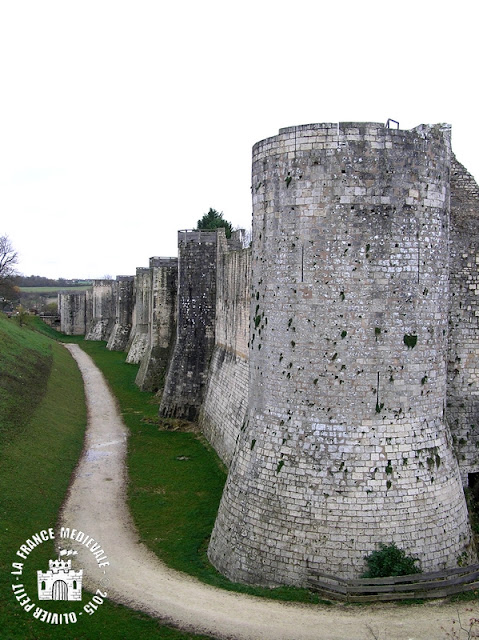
[0,0,477,279]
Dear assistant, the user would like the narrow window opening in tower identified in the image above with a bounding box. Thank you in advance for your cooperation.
[301,245,304,283]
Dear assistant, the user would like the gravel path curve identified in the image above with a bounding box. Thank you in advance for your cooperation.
[60,344,477,640]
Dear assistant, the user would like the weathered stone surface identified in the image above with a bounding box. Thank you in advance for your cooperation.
[58,291,88,335]
[199,231,251,464]
[106,275,134,351]
[126,268,152,363]
[208,122,475,586]
[85,280,116,341]
[136,258,178,392]
[448,157,479,479]
[159,230,218,421]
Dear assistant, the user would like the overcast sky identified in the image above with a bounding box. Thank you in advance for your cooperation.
[1,1,477,279]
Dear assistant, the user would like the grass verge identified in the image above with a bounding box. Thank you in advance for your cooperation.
[0,313,53,437]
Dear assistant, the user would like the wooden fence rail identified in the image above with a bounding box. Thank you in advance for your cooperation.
[307,563,479,602]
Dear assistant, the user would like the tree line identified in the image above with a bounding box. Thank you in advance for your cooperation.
[15,275,91,287]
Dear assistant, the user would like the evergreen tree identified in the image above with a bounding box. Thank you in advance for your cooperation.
[196,208,233,238]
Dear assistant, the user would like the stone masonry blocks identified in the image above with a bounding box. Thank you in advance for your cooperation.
[199,231,251,464]
[58,291,88,335]
[126,268,153,363]
[135,258,178,391]
[85,280,116,341]
[448,158,479,478]
[159,230,219,421]
[106,275,134,351]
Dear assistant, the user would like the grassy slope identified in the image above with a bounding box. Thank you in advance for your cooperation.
[0,315,211,639]
[0,315,53,436]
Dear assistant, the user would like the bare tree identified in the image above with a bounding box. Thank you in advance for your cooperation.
[0,234,18,279]
[0,235,20,309]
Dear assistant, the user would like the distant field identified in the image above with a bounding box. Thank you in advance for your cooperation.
[20,285,91,293]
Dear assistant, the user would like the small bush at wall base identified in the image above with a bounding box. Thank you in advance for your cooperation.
[362,543,421,578]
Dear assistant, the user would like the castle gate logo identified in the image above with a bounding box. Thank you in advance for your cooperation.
[11,526,110,625]
[37,549,83,601]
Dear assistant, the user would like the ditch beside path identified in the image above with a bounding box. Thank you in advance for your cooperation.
[60,343,477,640]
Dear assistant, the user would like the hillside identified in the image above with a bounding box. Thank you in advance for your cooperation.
[0,314,54,435]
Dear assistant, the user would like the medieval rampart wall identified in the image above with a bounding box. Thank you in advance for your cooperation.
[199,232,251,465]
[136,258,178,391]
[208,122,474,585]
[52,120,479,593]
[159,230,218,421]
[126,268,152,363]
[106,275,135,351]
[448,157,479,479]
[58,291,88,335]
[85,280,116,341]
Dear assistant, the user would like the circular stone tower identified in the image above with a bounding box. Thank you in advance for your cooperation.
[208,122,475,585]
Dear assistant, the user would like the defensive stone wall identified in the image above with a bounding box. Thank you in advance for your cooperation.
[126,268,152,363]
[208,122,474,586]
[58,290,88,335]
[448,157,479,479]
[199,232,251,464]
[159,230,219,421]
[85,280,116,341]
[106,275,135,351]
[136,257,178,391]
[51,120,479,592]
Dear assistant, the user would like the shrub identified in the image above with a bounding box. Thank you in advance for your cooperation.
[362,543,421,578]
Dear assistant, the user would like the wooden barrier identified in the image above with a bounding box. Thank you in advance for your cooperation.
[307,564,479,602]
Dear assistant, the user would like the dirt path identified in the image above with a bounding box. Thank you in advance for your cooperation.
[60,344,478,640]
